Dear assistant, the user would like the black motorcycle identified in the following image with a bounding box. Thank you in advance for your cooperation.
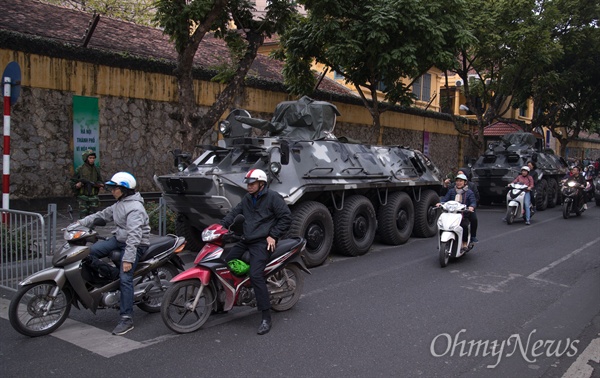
[561,179,586,219]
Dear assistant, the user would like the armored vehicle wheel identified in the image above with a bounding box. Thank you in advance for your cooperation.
[377,191,414,245]
[334,195,377,256]
[288,201,333,267]
[412,189,439,238]
[547,178,559,208]
[535,179,548,211]
[175,214,204,252]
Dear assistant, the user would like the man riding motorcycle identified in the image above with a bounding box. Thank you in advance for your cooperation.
[564,166,587,210]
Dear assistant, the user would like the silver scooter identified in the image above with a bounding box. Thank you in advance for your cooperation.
[9,219,186,337]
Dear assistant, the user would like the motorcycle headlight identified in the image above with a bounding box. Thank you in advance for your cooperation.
[568,181,576,188]
[202,228,220,242]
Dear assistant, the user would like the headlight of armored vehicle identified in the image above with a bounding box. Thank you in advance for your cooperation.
[270,162,282,175]
[219,120,231,137]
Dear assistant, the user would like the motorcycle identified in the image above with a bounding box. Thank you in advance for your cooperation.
[437,201,474,268]
[160,215,310,334]
[561,179,587,219]
[9,219,186,337]
[505,182,535,225]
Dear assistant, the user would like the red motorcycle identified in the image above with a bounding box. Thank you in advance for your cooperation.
[160,215,309,333]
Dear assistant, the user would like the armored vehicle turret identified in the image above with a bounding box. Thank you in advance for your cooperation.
[155,96,443,267]
[471,132,568,209]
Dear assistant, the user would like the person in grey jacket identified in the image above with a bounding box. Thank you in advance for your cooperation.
[78,171,150,335]
[221,169,291,335]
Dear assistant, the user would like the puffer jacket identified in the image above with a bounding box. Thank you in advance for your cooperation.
[79,192,150,263]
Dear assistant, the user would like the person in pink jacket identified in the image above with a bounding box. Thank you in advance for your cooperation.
[512,166,535,225]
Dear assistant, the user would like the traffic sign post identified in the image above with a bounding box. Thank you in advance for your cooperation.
[2,61,21,223]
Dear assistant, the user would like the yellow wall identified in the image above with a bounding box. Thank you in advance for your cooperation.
[1,49,460,138]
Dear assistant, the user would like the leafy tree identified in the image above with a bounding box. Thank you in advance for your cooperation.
[280,0,473,144]
[448,0,560,152]
[154,0,297,151]
[41,0,157,26]
[524,0,600,157]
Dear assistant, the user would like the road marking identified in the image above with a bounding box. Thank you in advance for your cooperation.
[562,335,600,378]
[483,214,563,242]
[0,297,177,358]
[528,237,600,281]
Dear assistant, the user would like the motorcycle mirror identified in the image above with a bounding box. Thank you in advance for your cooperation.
[230,214,245,234]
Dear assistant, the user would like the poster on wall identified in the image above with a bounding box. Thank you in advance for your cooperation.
[423,131,430,156]
[73,96,100,170]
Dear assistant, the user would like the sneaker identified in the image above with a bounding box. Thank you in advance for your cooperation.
[471,237,478,243]
[583,204,588,210]
[525,221,531,225]
[112,317,134,335]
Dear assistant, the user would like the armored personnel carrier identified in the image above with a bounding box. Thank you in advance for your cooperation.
[471,132,568,209]
[155,96,443,267]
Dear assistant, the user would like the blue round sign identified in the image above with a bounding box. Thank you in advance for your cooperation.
[2,61,21,105]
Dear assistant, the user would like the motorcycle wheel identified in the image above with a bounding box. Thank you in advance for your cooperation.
[9,282,72,337]
[439,241,452,268]
[271,265,304,312]
[137,263,180,313]
[161,280,213,334]
[506,208,515,225]
[563,202,571,219]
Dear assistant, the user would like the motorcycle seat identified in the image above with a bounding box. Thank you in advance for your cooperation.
[239,237,304,263]
[109,236,176,264]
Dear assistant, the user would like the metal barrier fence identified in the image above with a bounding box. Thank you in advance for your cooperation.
[0,204,56,291]
[0,198,170,291]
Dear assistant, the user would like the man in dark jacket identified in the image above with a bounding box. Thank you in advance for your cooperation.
[221,169,292,335]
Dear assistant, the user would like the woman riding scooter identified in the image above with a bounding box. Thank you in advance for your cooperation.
[510,166,534,225]
[437,174,477,251]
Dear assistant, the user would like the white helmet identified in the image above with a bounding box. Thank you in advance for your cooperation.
[243,169,267,184]
[521,166,530,172]
[106,172,136,189]
[455,173,468,181]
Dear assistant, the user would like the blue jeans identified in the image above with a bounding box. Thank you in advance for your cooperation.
[523,192,531,221]
[90,236,140,318]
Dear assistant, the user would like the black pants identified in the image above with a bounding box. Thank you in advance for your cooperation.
[226,239,271,312]
[466,212,478,238]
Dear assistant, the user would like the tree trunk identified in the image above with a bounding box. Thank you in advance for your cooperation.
[198,31,265,136]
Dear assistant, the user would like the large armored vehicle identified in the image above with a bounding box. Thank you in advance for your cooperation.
[155,96,443,267]
[471,132,568,209]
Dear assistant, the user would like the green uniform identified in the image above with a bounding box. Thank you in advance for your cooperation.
[71,150,103,218]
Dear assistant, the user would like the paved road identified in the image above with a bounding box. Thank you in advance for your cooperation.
[1,202,599,377]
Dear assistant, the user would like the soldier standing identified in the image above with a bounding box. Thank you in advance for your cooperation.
[71,149,104,218]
